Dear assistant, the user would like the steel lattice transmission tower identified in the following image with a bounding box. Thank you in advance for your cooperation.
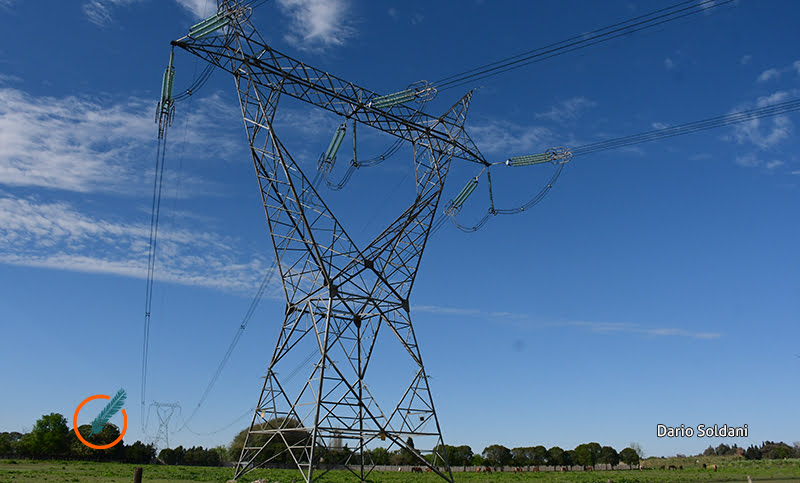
[168,1,496,481]
[149,402,181,451]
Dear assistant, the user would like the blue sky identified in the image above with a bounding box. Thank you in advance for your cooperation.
[1,0,798,459]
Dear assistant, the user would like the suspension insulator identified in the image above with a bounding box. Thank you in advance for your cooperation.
[449,177,479,211]
[189,13,230,39]
[160,51,175,106]
[370,88,416,109]
[324,125,347,160]
[505,152,550,167]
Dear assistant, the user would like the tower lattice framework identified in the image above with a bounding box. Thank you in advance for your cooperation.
[172,2,492,481]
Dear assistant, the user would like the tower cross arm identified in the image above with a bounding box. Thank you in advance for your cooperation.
[171,33,488,165]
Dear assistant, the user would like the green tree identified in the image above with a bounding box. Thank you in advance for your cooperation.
[211,444,229,463]
[573,443,593,466]
[482,444,511,466]
[28,413,70,458]
[629,442,644,459]
[124,441,156,464]
[433,444,473,466]
[70,423,124,461]
[619,447,639,466]
[0,432,22,457]
[546,446,565,466]
[369,446,390,465]
[599,446,619,466]
[229,417,309,466]
[159,448,177,465]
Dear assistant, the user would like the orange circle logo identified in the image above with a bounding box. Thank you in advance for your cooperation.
[73,394,128,449]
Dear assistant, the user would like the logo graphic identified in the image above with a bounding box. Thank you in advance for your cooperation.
[73,389,128,449]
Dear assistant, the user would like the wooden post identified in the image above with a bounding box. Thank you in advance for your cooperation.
[133,467,143,483]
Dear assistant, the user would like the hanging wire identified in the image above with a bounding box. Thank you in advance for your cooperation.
[434,96,800,234]
[434,0,734,92]
[571,97,800,156]
[178,259,278,432]
[142,109,170,430]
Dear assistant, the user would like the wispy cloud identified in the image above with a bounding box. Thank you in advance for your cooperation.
[0,195,270,292]
[83,0,139,27]
[730,91,793,150]
[277,0,354,50]
[174,0,214,19]
[754,60,800,83]
[0,87,236,196]
[664,58,676,70]
[413,304,721,339]
[469,120,557,156]
[83,0,213,26]
[535,97,597,123]
[757,68,780,83]
[740,54,752,65]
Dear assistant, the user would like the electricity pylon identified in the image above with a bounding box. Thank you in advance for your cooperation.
[165,2,519,481]
[149,402,181,451]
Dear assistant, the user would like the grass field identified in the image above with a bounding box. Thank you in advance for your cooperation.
[1,458,799,482]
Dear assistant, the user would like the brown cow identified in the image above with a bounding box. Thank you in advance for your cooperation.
[411,467,422,473]
[514,467,524,473]
[668,465,677,470]
[531,467,539,472]
[585,466,593,471]
[713,464,718,472]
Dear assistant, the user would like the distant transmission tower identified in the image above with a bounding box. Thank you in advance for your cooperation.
[159,1,567,481]
[149,402,181,451]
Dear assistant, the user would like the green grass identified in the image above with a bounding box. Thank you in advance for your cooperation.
[1,459,799,482]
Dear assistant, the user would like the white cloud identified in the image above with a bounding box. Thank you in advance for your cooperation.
[794,60,800,75]
[414,305,721,339]
[535,97,597,123]
[83,0,139,27]
[174,0,214,19]
[734,154,761,168]
[0,87,236,196]
[0,195,271,292]
[277,0,354,50]
[740,54,752,65]
[664,58,676,70]
[469,120,557,155]
[765,160,784,170]
[730,91,793,150]
[652,122,668,130]
[791,170,800,175]
[83,0,214,26]
[757,68,780,83]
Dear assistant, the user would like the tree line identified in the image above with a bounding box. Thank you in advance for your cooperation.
[5,413,797,468]
[702,442,800,460]
[0,412,223,467]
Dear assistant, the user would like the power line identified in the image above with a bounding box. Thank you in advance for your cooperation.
[438,97,800,233]
[572,97,800,157]
[178,259,278,431]
[434,0,733,92]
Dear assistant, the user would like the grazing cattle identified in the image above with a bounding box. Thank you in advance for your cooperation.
[426,468,432,473]
[411,467,423,473]
[585,466,593,471]
[713,464,718,472]
[531,467,539,472]
[679,465,683,470]
[560,466,569,472]
[668,465,677,470]
[659,465,666,470]
[702,463,707,469]
[514,467,524,473]
[484,467,492,473]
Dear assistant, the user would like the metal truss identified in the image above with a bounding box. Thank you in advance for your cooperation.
[148,402,181,451]
[171,3,486,481]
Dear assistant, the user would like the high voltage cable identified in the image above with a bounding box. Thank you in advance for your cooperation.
[572,98,800,156]
[179,259,278,431]
[141,121,170,430]
[434,0,733,92]
[437,97,800,234]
